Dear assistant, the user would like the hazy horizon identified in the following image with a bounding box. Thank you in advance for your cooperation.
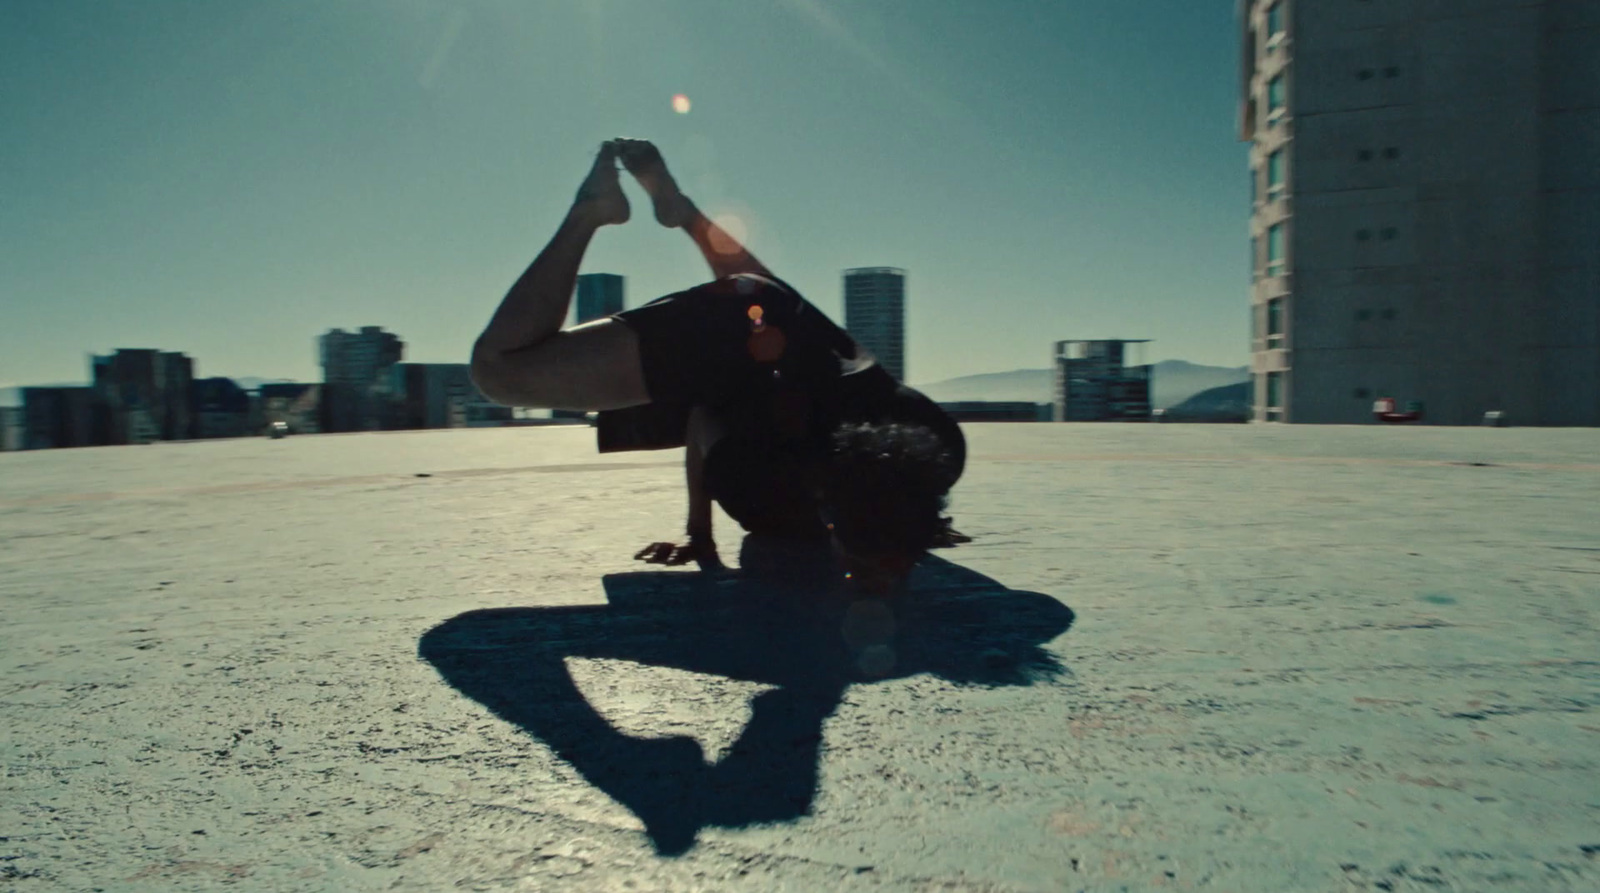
[3,1,1250,389]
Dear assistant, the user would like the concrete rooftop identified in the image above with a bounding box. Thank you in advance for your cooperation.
[2,424,1598,892]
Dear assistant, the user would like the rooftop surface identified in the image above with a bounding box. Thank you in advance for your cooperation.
[2,424,1598,892]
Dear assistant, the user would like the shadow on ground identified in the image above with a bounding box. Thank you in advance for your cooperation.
[419,538,1075,855]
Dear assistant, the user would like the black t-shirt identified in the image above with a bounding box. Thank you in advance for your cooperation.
[596,274,965,488]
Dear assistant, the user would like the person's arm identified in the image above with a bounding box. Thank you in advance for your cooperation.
[634,405,726,570]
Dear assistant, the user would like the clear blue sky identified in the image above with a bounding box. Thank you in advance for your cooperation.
[1,0,1248,389]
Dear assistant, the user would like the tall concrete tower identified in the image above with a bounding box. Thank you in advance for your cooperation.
[1241,0,1599,425]
[843,267,906,381]
[319,326,404,431]
[575,274,625,324]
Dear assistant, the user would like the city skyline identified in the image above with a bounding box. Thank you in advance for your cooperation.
[1,1,1249,391]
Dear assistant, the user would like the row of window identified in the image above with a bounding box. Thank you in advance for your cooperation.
[1254,303,1402,341]
[1251,223,1287,277]
[1254,224,1404,270]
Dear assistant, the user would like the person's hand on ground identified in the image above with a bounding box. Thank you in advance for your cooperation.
[570,140,630,227]
[634,538,725,571]
[614,137,696,228]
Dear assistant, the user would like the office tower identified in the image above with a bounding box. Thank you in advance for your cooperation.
[192,378,251,439]
[319,326,404,431]
[1053,340,1153,422]
[576,274,625,324]
[1242,0,1599,425]
[843,267,906,381]
[20,387,101,449]
[91,348,194,443]
[0,406,23,451]
[387,363,497,429]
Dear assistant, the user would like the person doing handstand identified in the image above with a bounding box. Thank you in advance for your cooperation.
[471,139,969,594]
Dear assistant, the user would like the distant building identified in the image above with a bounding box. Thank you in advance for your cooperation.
[0,407,25,451]
[575,273,625,324]
[193,377,251,439]
[937,402,1050,423]
[844,268,906,382]
[386,363,508,429]
[91,349,194,443]
[22,387,102,449]
[258,383,322,435]
[1241,0,1600,424]
[320,327,403,432]
[1053,340,1154,422]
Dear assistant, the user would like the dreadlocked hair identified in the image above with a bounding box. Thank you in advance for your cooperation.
[822,421,958,558]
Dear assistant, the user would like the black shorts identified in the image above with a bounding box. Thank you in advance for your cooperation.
[595,274,846,454]
[616,274,842,403]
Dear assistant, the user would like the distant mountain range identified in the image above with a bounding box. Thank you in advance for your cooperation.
[1164,381,1252,422]
[912,360,1250,410]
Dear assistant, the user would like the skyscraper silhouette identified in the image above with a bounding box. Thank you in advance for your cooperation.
[576,274,625,324]
[843,267,906,381]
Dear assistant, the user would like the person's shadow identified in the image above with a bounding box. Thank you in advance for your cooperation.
[418,537,1075,856]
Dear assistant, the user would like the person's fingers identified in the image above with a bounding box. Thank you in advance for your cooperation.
[636,542,672,561]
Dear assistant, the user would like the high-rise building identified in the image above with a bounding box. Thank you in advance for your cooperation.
[0,406,23,451]
[192,377,251,439]
[386,363,501,429]
[319,326,404,431]
[21,387,102,449]
[843,267,906,381]
[1053,340,1153,422]
[575,274,625,324]
[1242,1,1600,425]
[91,349,194,443]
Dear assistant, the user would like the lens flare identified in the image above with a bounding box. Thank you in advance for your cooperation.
[672,93,691,114]
[747,305,764,321]
[707,214,747,256]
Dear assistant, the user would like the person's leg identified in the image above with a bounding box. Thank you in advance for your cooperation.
[615,139,775,282]
[471,142,651,411]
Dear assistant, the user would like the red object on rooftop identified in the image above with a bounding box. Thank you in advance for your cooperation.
[1373,397,1424,423]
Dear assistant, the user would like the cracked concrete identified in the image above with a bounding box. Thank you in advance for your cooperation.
[2,424,1598,891]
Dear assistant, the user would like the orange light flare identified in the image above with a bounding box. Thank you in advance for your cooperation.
[671,93,692,114]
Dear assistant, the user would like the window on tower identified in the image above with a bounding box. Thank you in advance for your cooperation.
[1267,222,1285,277]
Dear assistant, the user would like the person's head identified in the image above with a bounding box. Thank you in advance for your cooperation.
[819,421,958,594]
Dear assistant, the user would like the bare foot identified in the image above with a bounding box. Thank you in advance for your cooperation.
[615,138,696,228]
[571,141,630,227]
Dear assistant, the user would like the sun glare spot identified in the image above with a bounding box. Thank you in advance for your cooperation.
[708,215,747,255]
[672,93,692,114]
